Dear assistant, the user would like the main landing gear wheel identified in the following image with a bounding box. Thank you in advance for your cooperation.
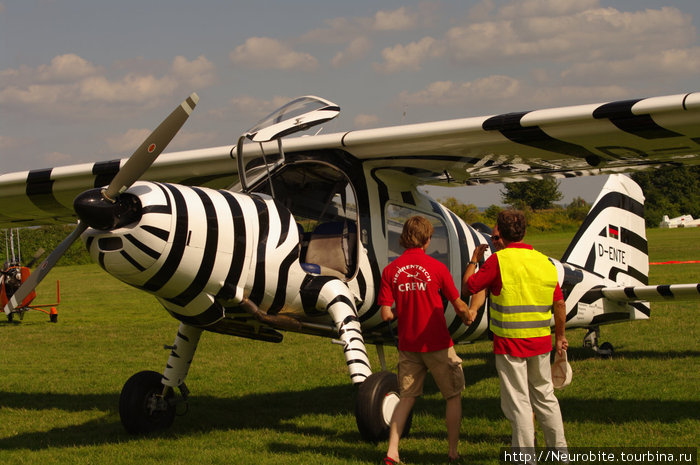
[583,327,614,358]
[598,341,614,358]
[355,371,412,442]
[119,370,176,434]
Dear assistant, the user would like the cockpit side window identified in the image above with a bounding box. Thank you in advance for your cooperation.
[385,204,449,266]
[253,161,359,280]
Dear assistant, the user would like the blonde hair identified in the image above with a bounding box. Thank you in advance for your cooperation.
[399,216,433,249]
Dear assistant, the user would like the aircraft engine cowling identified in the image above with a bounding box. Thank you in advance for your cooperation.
[81,181,303,327]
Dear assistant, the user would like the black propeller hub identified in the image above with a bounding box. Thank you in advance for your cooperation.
[73,188,142,230]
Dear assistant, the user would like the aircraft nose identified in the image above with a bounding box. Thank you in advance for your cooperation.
[80,182,173,280]
[74,188,142,230]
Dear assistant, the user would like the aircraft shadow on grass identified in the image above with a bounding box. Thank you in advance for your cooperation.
[0,383,698,457]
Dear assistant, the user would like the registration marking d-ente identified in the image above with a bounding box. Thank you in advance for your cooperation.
[597,243,627,265]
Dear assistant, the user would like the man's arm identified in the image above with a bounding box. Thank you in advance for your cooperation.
[461,243,489,295]
[553,299,568,355]
[380,305,396,322]
[451,297,475,325]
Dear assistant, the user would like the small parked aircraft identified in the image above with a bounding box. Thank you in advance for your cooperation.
[1,229,57,322]
[1,92,699,440]
[659,214,700,228]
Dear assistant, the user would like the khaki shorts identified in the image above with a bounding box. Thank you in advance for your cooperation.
[398,346,465,399]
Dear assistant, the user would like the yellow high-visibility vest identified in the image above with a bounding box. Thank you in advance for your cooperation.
[490,247,558,338]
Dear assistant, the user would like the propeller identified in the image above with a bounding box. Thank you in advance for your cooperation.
[4,93,199,316]
[24,247,46,268]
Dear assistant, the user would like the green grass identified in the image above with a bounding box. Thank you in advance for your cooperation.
[1,229,698,464]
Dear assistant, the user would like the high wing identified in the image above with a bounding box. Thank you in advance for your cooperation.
[0,146,236,227]
[1,92,699,227]
[339,92,700,185]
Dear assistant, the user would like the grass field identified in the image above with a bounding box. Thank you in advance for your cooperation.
[1,228,698,464]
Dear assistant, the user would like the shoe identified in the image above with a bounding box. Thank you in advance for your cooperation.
[448,454,461,463]
[383,457,399,465]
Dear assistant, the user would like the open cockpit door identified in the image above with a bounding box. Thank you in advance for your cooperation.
[236,96,340,193]
[252,160,360,281]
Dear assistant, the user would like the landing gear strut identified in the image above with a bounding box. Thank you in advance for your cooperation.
[583,327,614,358]
[119,323,203,434]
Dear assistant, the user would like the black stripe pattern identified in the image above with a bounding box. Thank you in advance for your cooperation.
[82,181,373,383]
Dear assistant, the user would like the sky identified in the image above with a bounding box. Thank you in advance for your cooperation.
[1,0,699,207]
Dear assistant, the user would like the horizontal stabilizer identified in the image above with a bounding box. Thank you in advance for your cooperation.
[583,283,700,302]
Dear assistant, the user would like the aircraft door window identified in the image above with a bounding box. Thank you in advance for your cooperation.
[253,161,359,280]
[386,204,449,266]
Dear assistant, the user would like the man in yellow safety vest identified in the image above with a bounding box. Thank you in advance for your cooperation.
[462,210,568,463]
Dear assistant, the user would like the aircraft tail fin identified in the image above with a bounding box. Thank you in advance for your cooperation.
[561,174,648,287]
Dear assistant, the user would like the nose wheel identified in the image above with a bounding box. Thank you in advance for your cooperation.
[119,370,177,434]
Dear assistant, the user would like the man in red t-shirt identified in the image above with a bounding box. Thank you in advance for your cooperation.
[462,210,568,462]
[378,216,474,464]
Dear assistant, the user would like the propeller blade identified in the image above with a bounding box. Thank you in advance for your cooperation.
[24,247,46,268]
[3,223,88,315]
[102,93,199,201]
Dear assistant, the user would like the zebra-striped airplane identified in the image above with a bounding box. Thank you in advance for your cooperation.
[1,93,699,440]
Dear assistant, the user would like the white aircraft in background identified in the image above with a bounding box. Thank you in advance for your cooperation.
[659,214,700,228]
[1,92,699,440]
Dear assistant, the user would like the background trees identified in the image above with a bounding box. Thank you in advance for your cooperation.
[631,165,700,227]
[500,178,563,210]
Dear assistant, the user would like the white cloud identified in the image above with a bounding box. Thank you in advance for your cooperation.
[528,85,630,108]
[300,16,371,44]
[399,75,522,106]
[353,114,380,128]
[0,53,217,119]
[497,0,600,19]
[398,76,633,113]
[79,74,179,103]
[375,37,445,73]
[562,47,700,83]
[0,53,101,86]
[301,5,433,44]
[229,37,318,71]
[228,95,293,121]
[37,53,102,82]
[331,36,372,68]
[43,151,75,166]
[0,83,67,105]
[171,55,216,89]
[372,1,696,81]
[445,4,694,64]
[106,128,151,153]
[105,127,217,157]
[373,6,418,31]
[166,131,219,151]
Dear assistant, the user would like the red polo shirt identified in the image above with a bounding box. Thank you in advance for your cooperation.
[378,248,460,352]
[466,243,563,357]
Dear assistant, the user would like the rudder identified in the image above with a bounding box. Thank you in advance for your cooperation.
[561,174,649,287]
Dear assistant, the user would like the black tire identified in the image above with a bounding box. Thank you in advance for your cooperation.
[119,370,176,434]
[598,341,614,358]
[355,371,412,442]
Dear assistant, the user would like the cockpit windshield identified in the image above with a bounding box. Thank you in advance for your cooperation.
[236,96,340,192]
[245,96,339,140]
